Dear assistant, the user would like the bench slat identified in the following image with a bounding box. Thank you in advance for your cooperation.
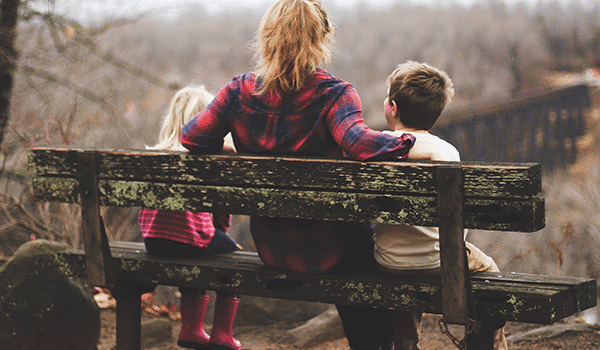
[32,177,545,231]
[53,245,596,324]
[29,147,542,198]
[474,271,597,315]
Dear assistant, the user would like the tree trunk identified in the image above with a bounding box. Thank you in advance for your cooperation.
[0,0,19,149]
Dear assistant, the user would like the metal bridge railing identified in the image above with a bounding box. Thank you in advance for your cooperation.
[433,84,592,173]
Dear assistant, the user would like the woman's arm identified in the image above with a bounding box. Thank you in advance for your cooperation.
[327,86,415,161]
[181,80,236,153]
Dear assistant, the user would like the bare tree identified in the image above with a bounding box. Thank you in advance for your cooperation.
[0,0,19,149]
[0,2,185,254]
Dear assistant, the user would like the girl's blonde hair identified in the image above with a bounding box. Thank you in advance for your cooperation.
[253,0,334,95]
[148,85,214,151]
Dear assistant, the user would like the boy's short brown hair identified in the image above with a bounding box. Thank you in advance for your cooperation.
[386,61,454,130]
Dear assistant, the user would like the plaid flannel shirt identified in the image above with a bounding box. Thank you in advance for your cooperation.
[181,68,414,272]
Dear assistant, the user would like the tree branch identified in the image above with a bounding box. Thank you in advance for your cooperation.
[78,37,181,91]
[20,64,119,117]
[24,6,181,91]
[0,0,20,148]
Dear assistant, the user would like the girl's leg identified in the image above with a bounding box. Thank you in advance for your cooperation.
[177,288,211,350]
[209,292,241,350]
[144,237,208,258]
[203,229,241,254]
[143,237,241,349]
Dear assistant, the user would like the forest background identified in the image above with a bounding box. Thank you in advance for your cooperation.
[2,0,600,327]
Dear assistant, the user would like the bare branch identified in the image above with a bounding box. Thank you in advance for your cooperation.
[0,190,67,240]
[17,64,152,144]
[23,5,180,91]
[0,0,19,148]
[43,13,66,53]
[78,37,181,91]
[20,65,117,115]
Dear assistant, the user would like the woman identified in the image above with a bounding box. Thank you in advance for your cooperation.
[181,1,415,349]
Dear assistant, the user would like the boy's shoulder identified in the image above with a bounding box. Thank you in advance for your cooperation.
[384,130,460,162]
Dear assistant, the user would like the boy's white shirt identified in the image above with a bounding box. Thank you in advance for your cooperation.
[393,129,460,161]
[223,133,236,153]
[373,129,464,270]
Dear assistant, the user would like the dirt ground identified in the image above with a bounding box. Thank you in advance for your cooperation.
[98,308,600,350]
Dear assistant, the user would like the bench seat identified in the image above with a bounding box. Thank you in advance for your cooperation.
[53,242,596,325]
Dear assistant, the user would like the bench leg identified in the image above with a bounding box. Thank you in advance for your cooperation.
[437,166,472,325]
[111,284,156,350]
[466,319,506,350]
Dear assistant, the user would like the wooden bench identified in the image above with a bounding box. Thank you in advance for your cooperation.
[28,146,597,350]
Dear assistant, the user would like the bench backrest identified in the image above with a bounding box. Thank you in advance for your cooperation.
[29,147,544,231]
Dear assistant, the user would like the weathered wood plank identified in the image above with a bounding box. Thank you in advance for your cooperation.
[76,153,115,287]
[474,271,597,314]
[28,147,542,198]
[471,279,574,321]
[53,246,596,324]
[31,177,545,231]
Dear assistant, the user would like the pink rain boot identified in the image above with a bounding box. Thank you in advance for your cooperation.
[177,293,211,350]
[209,296,242,350]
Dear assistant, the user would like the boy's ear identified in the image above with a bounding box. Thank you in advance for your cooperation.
[390,99,398,117]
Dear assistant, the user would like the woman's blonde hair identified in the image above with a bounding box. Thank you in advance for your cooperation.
[148,85,214,151]
[253,0,334,94]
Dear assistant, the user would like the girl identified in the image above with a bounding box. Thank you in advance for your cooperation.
[139,85,241,350]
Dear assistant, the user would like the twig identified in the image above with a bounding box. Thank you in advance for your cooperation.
[0,190,66,240]
[109,208,138,241]
[78,37,181,91]
[41,13,65,53]
[24,6,181,91]
[19,64,119,117]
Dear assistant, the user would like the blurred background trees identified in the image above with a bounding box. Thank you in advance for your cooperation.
[5,0,600,148]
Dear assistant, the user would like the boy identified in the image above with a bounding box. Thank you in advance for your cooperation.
[374,61,508,350]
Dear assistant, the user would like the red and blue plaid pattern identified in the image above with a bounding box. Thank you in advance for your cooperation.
[181,68,415,272]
